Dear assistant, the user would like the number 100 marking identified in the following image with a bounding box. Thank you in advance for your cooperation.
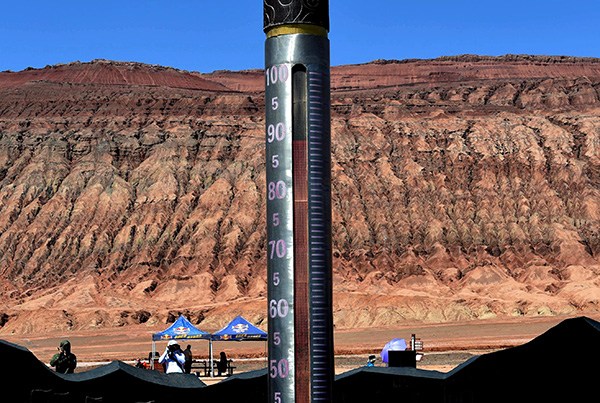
[266,64,289,86]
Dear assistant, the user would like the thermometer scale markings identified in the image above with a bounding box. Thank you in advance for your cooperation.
[264,1,333,403]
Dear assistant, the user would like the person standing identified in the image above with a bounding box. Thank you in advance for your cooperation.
[366,355,376,367]
[182,344,193,374]
[49,340,77,374]
[158,340,186,374]
[217,351,228,376]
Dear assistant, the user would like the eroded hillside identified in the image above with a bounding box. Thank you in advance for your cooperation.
[0,56,599,334]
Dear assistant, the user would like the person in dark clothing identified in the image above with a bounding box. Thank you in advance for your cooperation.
[49,340,77,374]
[217,351,228,376]
[183,344,193,374]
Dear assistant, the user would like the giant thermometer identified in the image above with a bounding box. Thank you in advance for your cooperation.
[264,1,334,403]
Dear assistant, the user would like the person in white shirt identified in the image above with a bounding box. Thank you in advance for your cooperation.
[158,340,186,374]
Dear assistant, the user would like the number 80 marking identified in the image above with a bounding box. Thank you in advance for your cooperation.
[268,181,287,200]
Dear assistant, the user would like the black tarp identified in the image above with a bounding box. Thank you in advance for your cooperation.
[0,338,206,403]
[0,339,63,402]
[56,360,206,402]
[444,316,600,403]
[334,366,446,403]
[202,368,268,403]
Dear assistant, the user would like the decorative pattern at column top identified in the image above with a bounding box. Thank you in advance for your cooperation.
[263,0,329,32]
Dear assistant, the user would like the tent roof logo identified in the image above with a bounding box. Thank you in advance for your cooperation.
[232,323,249,333]
[174,326,190,335]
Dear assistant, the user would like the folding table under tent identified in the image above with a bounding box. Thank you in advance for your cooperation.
[209,315,267,377]
[151,315,211,369]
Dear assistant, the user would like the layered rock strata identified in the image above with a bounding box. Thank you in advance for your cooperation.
[0,56,599,333]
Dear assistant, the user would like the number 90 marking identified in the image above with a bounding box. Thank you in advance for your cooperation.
[267,123,286,143]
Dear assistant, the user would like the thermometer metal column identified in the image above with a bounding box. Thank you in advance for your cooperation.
[264,1,333,403]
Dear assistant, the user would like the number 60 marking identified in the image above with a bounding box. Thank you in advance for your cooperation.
[269,299,289,318]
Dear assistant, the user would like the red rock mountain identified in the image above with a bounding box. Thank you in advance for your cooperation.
[0,56,599,334]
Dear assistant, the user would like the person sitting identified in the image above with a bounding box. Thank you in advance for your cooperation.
[135,358,150,369]
[49,340,77,374]
[217,351,228,376]
[158,340,186,374]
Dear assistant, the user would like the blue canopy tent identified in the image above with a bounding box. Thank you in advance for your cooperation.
[212,315,268,341]
[151,315,211,369]
[209,315,267,376]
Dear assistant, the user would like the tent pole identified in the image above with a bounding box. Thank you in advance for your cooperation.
[209,339,214,377]
[151,341,156,370]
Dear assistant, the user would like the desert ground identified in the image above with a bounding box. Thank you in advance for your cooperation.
[3,314,596,381]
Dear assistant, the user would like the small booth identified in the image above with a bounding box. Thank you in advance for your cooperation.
[209,315,267,376]
[151,315,211,370]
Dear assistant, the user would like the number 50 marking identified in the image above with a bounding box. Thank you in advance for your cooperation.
[269,359,289,378]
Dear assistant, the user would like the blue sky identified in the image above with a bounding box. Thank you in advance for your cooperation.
[1,1,599,73]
